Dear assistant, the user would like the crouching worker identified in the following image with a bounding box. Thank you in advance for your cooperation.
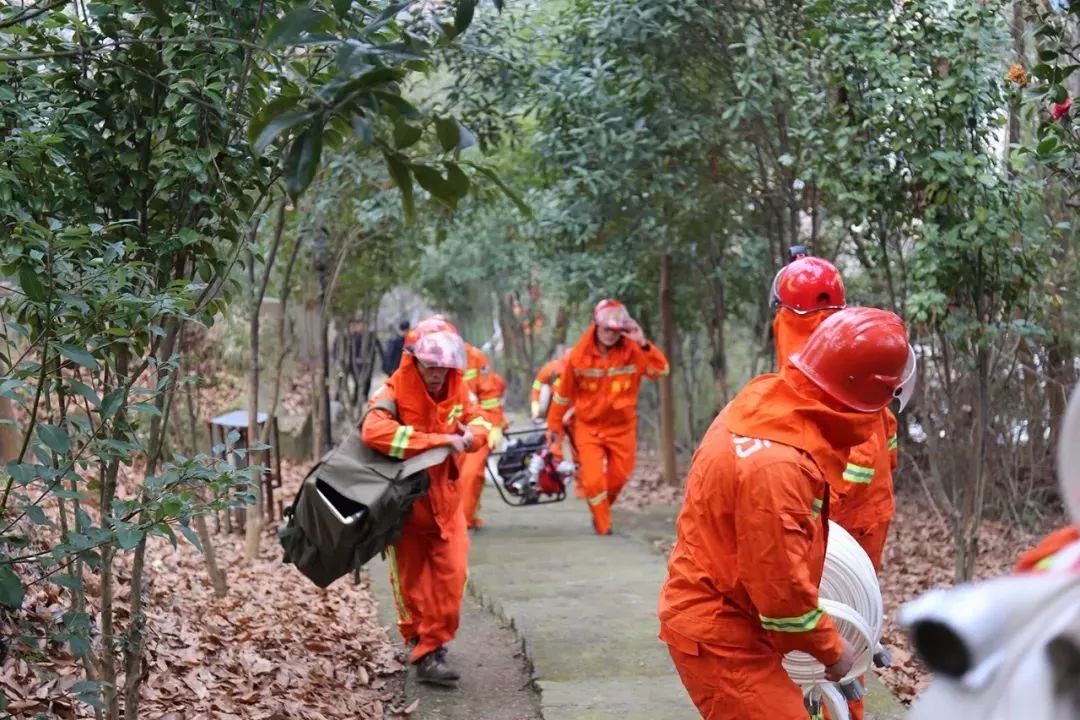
[360,317,491,686]
[658,307,915,719]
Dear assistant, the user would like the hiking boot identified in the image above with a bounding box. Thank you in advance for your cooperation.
[415,647,460,687]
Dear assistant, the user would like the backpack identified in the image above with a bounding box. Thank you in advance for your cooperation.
[277,398,449,588]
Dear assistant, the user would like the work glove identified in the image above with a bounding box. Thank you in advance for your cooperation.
[622,319,647,347]
[487,426,504,451]
[530,400,541,420]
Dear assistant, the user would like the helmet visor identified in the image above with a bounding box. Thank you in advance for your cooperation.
[893,345,918,412]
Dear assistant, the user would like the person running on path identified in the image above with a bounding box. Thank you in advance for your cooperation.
[360,317,491,687]
[458,341,507,529]
[546,299,669,535]
[530,347,569,422]
[658,307,916,719]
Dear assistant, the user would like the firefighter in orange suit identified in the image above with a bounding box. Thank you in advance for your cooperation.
[658,307,916,720]
[531,349,569,422]
[360,317,491,687]
[547,299,669,535]
[458,342,507,529]
[771,256,899,573]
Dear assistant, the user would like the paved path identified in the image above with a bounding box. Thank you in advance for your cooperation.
[371,488,907,720]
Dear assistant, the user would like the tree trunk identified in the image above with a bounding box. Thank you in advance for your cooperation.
[245,197,285,562]
[0,397,17,463]
[658,253,678,486]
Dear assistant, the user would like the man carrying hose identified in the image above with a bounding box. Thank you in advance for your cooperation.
[658,307,916,719]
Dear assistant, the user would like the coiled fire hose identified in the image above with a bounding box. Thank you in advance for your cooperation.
[783,521,884,720]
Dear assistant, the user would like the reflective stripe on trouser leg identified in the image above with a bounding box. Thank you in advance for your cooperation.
[575,434,612,534]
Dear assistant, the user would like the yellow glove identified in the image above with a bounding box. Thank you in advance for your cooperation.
[487,425,505,450]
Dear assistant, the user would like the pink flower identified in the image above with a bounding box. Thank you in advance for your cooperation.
[1052,97,1073,121]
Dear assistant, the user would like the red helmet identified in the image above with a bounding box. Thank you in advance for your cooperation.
[405,316,459,347]
[790,307,916,412]
[594,299,631,331]
[771,257,846,314]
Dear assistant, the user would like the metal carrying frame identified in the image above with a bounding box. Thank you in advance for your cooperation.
[484,427,572,507]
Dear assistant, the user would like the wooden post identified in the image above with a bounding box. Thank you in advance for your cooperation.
[658,253,678,486]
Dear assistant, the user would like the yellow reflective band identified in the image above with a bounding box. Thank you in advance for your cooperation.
[588,492,608,507]
[532,379,543,391]
[447,404,463,424]
[843,464,874,484]
[887,435,898,451]
[387,546,411,623]
[390,425,413,459]
[811,497,823,519]
[553,393,570,405]
[606,365,637,376]
[463,369,479,381]
[574,368,605,378]
[480,398,502,409]
[1035,555,1056,571]
[759,605,824,633]
[468,416,494,432]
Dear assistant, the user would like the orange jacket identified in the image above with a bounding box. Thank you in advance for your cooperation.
[531,356,567,406]
[464,344,506,428]
[547,324,669,434]
[361,353,490,536]
[1015,526,1080,573]
[659,368,877,666]
[773,308,897,531]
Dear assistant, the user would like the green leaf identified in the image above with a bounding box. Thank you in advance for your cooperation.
[54,572,83,592]
[384,151,415,221]
[265,8,332,48]
[37,423,71,455]
[352,115,375,146]
[67,380,100,407]
[436,117,460,153]
[252,110,311,156]
[131,402,162,417]
[393,120,422,150]
[411,164,456,208]
[18,263,46,303]
[56,344,99,370]
[178,521,203,552]
[1037,136,1059,155]
[464,162,531,216]
[454,0,477,36]
[284,121,325,200]
[492,0,504,9]
[116,525,143,550]
[100,389,124,419]
[333,0,351,16]
[446,163,471,200]
[0,565,24,609]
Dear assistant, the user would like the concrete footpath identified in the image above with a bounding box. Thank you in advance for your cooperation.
[371,493,907,720]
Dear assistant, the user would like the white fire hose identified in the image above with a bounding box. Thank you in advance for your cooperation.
[784,521,884,720]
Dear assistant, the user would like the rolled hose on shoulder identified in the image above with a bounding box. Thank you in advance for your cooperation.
[783,521,884,717]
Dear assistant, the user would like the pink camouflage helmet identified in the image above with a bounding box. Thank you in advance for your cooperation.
[593,299,632,331]
[406,316,467,370]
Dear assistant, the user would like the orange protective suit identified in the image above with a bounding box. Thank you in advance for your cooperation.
[360,353,490,663]
[1015,526,1080,572]
[774,308,897,571]
[547,324,669,535]
[458,344,507,529]
[658,368,877,719]
[531,356,567,419]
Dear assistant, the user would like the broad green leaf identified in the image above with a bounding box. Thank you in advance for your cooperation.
[37,423,71,455]
[178,521,203,551]
[393,120,422,150]
[265,8,331,48]
[436,117,460,153]
[411,164,456,208]
[67,379,100,407]
[100,389,124,419]
[116,524,143,550]
[446,164,471,200]
[454,0,477,36]
[18,263,46,303]
[333,0,351,17]
[384,152,415,221]
[248,95,300,147]
[252,110,311,156]
[0,566,24,609]
[1038,137,1059,155]
[56,344,99,370]
[284,121,325,200]
[54,572,83,591]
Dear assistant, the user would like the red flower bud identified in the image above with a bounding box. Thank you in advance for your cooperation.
[1052,97,1073,121]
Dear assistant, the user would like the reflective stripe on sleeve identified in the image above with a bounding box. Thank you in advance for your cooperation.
[759,605,824,633]
[390,425,414,459]
[842,464,874,484]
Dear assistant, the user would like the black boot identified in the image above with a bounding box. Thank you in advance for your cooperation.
[415,647,460,687]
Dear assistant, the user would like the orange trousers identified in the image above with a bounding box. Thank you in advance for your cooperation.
[458,445,491,528]
[573,424,635,535]
[662,624,806,719]
[387,497,469,663]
